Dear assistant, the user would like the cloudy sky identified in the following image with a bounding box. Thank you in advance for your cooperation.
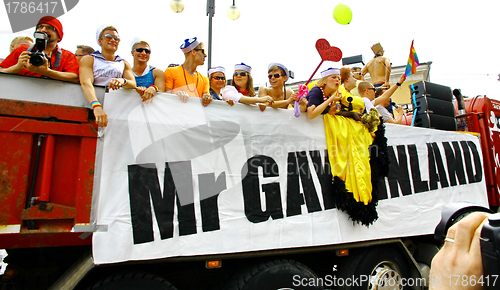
[1,0,499,99]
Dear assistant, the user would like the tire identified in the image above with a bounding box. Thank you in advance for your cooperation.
[337,246,410,290]
[222,259,325,290]
[89,272,178,290]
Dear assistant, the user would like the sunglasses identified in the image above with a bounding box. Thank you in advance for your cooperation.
[134,48,151,54]
[193,48,205,55]
[234,72,248,77]
[36,24,57,31]
[102,34,120,41]
[213,76,225,80]
[367,88,376,91]
[268,73,283,79]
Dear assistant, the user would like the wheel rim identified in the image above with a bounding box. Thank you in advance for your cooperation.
[368,261,403,290]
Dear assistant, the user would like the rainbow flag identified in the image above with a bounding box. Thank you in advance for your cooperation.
[404,40,420,77]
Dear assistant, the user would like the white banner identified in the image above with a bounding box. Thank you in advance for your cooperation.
[92,90,488,265]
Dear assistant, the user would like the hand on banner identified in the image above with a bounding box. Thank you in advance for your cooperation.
[176,91,189,103]
[108,78,126,91]
[226,99,235,106]
[140,86,156,104]
[201,93,212,107]
[93,106,108,127]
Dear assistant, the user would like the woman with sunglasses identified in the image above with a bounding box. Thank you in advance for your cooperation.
[208,66,226,100]
[221,63,272,106]
[131,38,165,104]
[258,63,305,110]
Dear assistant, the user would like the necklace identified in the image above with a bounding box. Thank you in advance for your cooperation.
[182,65,199,93]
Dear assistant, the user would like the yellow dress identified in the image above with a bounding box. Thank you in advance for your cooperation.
[323,86,374,205]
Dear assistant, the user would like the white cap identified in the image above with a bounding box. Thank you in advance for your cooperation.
[234,63,251,74]
[268,63,289,79]
[96,24,114,46]
[180,37,199,53]
[130,36,143,50]
[320,68,340,78]
[208,66,225,76]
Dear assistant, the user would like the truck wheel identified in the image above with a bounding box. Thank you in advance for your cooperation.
[89,272,177,290]
[337,246,410,290]
[223,259,324,290]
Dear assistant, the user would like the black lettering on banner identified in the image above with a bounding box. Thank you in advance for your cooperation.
[128,161,210,245]
[408,144,429,193]
[464,141,483,183]
[242,155,284,223]
[427,143,449,190]
[198,172,226,232]
[169,161,197,237]
[286,152,304,217]
[387,145,412,197]
[128,163,175,245]
[443,141,467,186]
[309,150,335,210]
[296,151,322,213]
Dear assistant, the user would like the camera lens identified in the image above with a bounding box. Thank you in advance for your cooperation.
[30,52,45,67]
[434,202,493,244]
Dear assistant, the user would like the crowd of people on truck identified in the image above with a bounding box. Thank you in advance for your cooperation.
[0,17,490,287]
[0,16,406,128]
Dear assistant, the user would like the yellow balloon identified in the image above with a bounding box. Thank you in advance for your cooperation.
[333,4,352,25]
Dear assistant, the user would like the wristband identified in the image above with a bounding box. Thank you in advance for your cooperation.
[122,78,128,86]
[91,100,102,109]
[149,84,159,92]
[396,82,401,87]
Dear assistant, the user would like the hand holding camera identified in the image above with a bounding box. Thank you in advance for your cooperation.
[432,203,499,290]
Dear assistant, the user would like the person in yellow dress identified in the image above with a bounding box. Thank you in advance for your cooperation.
[308,67,387,226]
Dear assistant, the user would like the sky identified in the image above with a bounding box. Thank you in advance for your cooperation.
[1,0,499,100]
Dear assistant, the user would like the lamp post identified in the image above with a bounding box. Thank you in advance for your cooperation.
[171,0,240,69]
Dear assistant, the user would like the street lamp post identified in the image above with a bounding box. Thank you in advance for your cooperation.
[171,0,240,70]
[207,0,215,69]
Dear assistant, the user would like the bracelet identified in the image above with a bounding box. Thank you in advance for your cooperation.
[149,84,159,92]
[91,100,102,109]
[396,82,401,87]
[122,78,128,86]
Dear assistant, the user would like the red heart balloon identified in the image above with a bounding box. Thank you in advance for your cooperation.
[315,39,342,62]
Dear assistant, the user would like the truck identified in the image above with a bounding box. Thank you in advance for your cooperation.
[0,71,497,290]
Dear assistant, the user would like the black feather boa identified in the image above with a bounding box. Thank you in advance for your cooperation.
[331,119,389,226]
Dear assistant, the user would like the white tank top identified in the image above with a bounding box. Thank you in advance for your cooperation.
[91,51,125,86]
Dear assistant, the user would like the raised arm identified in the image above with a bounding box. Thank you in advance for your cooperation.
[79,55,107,127]
[373,74,406,106]
[384,57,391,85]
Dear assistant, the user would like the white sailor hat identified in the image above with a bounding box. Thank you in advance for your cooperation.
[234,63,252,74]
[96,24,115,46]
[180,37,199,53]
[320,68,340,78]
[130,36,144,50]
[268,63,289,79]
[208,66,225,76]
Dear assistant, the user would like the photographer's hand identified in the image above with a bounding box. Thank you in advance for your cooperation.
[25,54,50,75]
[430,212,489,290]
[0,51,29,74]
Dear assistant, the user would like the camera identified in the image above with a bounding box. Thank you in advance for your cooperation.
[29,31,48,66]
[435,202,499,288]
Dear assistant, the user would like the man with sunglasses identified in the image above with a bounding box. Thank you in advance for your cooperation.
[0,16,79,82]
[164,37,212,107]
[130,38,165,104]
[79,25,136,128]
